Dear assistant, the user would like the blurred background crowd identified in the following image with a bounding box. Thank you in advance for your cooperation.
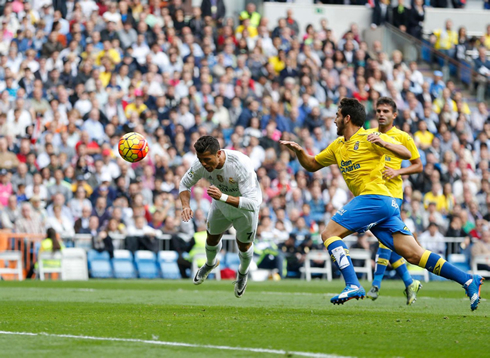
[0,0,489,278]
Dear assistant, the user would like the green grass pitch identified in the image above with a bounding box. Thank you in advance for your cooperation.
[0,279,488,357]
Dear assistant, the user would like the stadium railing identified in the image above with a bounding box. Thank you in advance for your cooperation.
[0,232,45,280]
[0,230,471,280]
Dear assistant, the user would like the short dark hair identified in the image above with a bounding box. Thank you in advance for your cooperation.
[339,98,366,127]
[376,97,398,114]
[194,136,220,154]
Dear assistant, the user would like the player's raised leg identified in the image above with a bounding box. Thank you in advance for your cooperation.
[393,233,483,311]
[389,251,422,305]
[368,242,421,305]
[321,220,365,305]
[234,240,253,298]
[376,217,484,311]
[368,243,392,300]
[232,212,259,298]
[193,205,231,285]
[193,232,222,285]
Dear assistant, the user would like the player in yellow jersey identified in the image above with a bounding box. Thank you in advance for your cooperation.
[281,98,483,310]
[365,97,424,305]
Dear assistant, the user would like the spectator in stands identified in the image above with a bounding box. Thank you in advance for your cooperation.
[11,163,33,191]
[423,182,445,211]
[1,194,20,230]
[105,217,126,249]
[15,202,44,234]
[392,0,410,33]
[47,192,73,222]
[47,204,75,239]
[423,201,447,229]
[239,3,261,28]
[0,168,12,207]
[74,205,93,234]
[481,25,490,49]
[126,215,161,253]
[433,88,457,114]
[47,169,73,203]
[432,20,458,59]
[474,47,490,77]
[0,138,19,170]
[91,196,111,229]
[93,229,115,259]
[419,222,446,256]
[471,102,490,133]
[189,187,211,217]
[414,121,434,150]
[408,0,425,39]
[371,0,391,28]
[200,0,226,25]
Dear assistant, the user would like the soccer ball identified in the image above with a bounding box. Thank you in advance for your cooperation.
[118,132,149,163]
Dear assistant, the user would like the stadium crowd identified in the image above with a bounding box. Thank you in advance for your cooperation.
[0,0,489,277]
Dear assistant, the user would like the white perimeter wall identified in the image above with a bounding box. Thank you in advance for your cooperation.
[263,2,490,38]
[263,3,371,39]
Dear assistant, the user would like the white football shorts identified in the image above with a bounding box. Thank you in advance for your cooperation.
[206,201,259,243]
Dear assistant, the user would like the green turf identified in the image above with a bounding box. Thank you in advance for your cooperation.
[0,279,488,358]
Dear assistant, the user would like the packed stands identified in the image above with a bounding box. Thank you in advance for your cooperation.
[0,0,488,280]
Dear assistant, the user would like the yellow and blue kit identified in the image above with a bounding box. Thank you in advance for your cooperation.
[366,127,420,200]
[314,127,411,250]
[315,128,478,303]
[365,127,421,289]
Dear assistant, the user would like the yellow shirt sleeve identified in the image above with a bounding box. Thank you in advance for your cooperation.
[452,31,458,45]
[314,140,338,167]
[95,50,104,66]
[402,134,420,161]
[370,132,403,157]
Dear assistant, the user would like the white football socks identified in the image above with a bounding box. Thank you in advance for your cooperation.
[238,244,254,275]
[205,241,222,266]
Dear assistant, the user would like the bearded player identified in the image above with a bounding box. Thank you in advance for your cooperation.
[281,98,483,310]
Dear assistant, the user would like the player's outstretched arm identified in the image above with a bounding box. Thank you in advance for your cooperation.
[367,133,411,160]
[179,163,204,222]
[179,190,194,222]
[383,158,423,180]
[280,140,324,172]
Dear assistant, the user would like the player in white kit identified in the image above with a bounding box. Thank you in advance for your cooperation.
[179,136,262,297]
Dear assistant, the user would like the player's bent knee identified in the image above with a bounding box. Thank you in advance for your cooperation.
[237,241,252,252]
[206,232,223,246]
[393,233,424,264]
[404,253,422,265]
[321,222,351,242]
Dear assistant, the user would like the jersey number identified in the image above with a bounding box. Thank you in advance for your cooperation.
[246,231,255,241]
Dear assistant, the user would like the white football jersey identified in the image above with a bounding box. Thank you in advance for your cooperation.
[179,149,262,212]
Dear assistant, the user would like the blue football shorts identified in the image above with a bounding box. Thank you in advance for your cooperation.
[331,195,411,251]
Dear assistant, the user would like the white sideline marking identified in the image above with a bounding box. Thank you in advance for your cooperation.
[0,331,351,358]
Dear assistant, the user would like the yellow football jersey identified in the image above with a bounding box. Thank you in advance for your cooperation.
[315,128,402,198]
[367,127,420,199]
